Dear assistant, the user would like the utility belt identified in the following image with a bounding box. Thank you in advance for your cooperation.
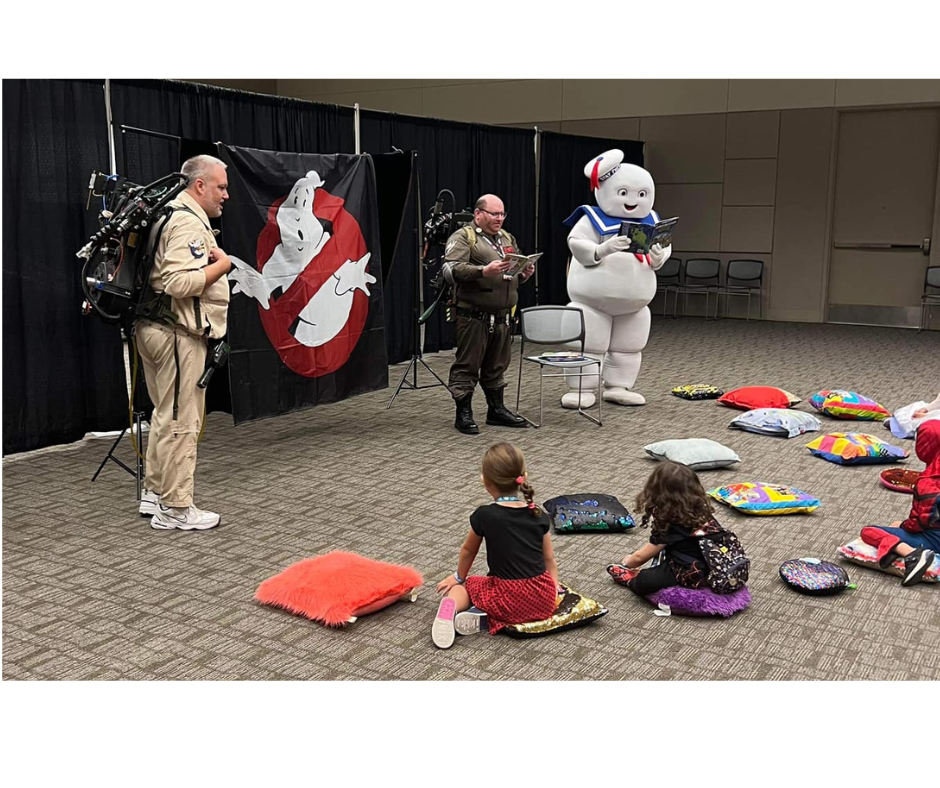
[136,291,179,327]
[456,305,512,333]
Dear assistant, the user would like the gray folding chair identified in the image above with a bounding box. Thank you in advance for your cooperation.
[920,266,940,332]
[655,257,681,317]
[515,306,602,427]
[673,258,720,319]
[719,259,764,321]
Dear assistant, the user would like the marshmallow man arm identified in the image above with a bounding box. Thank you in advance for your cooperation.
[567,216,606,267]
[648,243,671,270]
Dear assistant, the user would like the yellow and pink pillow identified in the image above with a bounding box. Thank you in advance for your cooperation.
[808,389,890,421]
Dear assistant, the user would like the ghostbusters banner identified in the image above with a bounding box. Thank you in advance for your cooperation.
[219,145,388,424]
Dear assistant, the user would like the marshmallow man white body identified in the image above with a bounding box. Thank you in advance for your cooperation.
[562,150,671,408]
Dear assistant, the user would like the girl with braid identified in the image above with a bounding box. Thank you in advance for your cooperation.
[432,443,560,649]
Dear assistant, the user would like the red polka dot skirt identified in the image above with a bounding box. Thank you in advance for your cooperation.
[464,571,557,634]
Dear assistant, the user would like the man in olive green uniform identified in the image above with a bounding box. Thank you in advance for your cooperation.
[135,155,233,530]
[443,194,534,435]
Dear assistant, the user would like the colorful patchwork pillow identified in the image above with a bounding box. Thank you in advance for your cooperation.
[729,408,822,438]
[707,482,821,515]
[502,584,608,638]
[542,493,636,533]
[647,585,751,617]
[671,384,724,400]
[779,558,853,595]
[644,438,741,470]
[837,539,940,583]
[255,551,423,626]
[717,386,801,411]
[808,389,890,421]
[805,433,909,465]
[879,468,920,493]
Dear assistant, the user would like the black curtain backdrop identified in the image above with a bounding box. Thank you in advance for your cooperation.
[110,80,356,184]
[360,111,536,355]
[370,151,417,364]
[537,131,644,306]
[2,79,129,456]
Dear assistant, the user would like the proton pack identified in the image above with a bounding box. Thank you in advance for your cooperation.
[78,171,189,331]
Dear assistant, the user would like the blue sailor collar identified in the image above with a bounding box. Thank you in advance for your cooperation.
[563,205,660,236]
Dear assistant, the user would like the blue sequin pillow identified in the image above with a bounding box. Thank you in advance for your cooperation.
[542,493,636,533]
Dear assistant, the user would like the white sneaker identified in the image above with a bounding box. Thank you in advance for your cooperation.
[431,597,457,649]
[151,504,221,531]
[455,607,488,636]
[139,489,160,517]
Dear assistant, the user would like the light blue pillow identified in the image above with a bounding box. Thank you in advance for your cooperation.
[644,438,741,470]
[729,408,821,438]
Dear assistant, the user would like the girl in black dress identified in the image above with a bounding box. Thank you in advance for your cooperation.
[432,443,560,649]
[607,461,732,595]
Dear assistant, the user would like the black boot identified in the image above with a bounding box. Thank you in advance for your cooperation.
[484,386,528,428]
[454,394,480,435]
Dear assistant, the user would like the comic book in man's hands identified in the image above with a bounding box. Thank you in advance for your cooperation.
[618,217,679,255]
[502,252,543,278]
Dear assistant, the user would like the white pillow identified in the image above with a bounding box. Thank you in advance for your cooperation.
[729,408,822,438]
[643,439,741,470]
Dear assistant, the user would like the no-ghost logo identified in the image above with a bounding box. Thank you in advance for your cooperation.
[228,171,376,378]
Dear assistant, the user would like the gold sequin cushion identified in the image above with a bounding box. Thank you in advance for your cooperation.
[502,584,608,638]
[671,384,724,400]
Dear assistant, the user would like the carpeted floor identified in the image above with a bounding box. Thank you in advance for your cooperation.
[3,318,939,680]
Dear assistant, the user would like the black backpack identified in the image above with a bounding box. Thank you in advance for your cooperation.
[697,527,750,594]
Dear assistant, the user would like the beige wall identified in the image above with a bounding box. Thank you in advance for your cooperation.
[189,79,940,324]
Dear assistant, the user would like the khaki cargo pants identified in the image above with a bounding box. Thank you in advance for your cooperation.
[136,320,207,508]
[448,314,512,400]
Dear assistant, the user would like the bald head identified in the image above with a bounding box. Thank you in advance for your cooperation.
[473,194,505,235]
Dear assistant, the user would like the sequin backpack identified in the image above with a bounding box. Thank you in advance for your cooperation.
[696,526,750,594]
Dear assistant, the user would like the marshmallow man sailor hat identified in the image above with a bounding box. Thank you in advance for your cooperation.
[584,149,624,191]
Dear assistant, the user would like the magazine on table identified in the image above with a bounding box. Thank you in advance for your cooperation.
[538,350,592,363]
[618,217,679,255]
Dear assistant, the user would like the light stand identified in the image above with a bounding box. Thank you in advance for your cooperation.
[387,161,449,409]
[92,342,146,501]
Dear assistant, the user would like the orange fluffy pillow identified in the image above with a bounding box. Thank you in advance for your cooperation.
[717,386,801,411]
[255,551,423,626]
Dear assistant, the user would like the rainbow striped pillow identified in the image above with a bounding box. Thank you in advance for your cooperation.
[805,433,909,465]
[808,389,890,420]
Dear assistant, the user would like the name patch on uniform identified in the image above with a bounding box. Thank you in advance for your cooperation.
[189,238,206,259]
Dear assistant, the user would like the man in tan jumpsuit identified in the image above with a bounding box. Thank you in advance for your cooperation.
[136,155,233,529]
[443,194,534,435]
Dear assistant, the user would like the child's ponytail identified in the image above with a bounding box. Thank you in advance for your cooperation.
[519,478,542,517]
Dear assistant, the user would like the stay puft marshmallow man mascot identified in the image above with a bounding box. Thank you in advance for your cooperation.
[561,149,671,408]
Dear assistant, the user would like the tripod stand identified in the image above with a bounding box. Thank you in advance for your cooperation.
[91,334,147,502]
[387,163,450,409]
